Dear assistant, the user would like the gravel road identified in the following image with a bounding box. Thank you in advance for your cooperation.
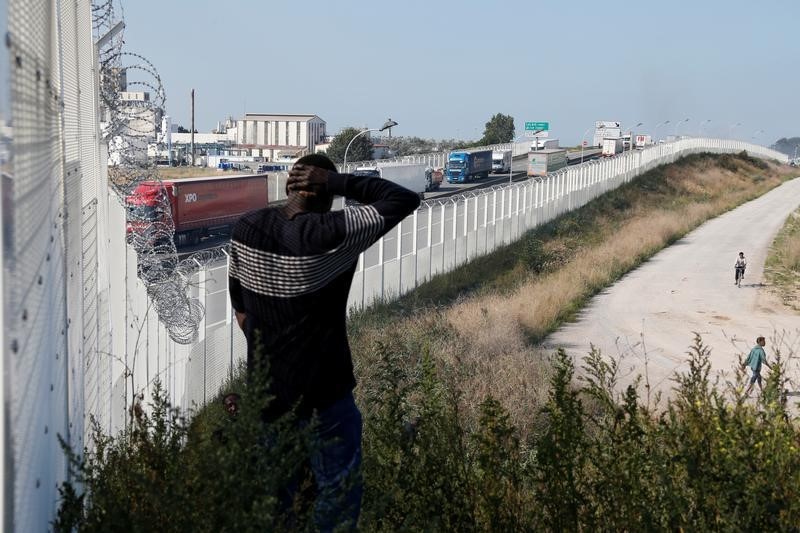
[544,177,800,401]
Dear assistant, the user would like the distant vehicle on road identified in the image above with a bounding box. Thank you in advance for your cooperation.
[602,137,624,157]
[126,174,269,248]
[446,149,492,183]
[531,138,560,151]
[634,134,653,149]
[491,150,512,173]
[353,167,381,178]
[354,164,441,194]
[257,163,289,173]
[527,149,567,177]
[218,161,251,172]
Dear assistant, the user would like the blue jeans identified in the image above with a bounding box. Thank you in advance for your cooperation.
[300,393,363,532]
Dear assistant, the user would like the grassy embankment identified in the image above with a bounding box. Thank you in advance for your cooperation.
[56,153,800,531]
[765,205,800,313]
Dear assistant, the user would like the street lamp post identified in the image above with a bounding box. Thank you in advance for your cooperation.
[674,118,690,139]
[342,118,398,172]
[698,119,711,137]
[728,122,742,139]
[627,122,643,152]
[580,127,593,163]
[654,120,670,143]
[509,133,527,183]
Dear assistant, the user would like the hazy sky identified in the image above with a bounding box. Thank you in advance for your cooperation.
[123,0,798,144]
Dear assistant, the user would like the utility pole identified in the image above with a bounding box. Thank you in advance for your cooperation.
[190,89,195,166]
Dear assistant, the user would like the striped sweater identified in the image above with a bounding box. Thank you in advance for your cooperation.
[229,172,420,419]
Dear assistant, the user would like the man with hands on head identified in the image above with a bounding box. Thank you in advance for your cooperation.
[228,153,420,531]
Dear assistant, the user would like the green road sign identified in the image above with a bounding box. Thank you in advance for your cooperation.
[525,121,549,131]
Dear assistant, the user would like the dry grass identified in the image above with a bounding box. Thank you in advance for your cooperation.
[352,307,553,437]
[350,154,795,436]
[765,208,800,312]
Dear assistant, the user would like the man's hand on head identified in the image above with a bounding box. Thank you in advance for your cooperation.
[288,164,330,198]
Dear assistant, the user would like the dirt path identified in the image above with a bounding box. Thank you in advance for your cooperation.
[544,177,800,400]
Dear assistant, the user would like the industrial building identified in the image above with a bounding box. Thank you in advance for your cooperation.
[234,113,327,161]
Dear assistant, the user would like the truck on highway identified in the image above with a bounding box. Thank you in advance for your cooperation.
[531,138,560,151]
[634,134,653,149]
[446,149,492,183]
[527,149,567,177]
[126,174,269,248]
[491,150,512,174]
[353,162,442,193]
[602,137,624,157]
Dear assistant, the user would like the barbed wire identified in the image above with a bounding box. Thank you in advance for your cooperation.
[94,0,218,344]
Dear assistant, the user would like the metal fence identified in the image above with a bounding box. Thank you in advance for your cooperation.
[2,0,108,530]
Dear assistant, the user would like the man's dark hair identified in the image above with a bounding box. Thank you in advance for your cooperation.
[222,392,240,406]
[296,153,337,172]
[756,336,765,344]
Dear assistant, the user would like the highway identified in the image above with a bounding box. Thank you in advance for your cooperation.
[178,155,531,256]
[178,149,605,256]
[422,155,529,201]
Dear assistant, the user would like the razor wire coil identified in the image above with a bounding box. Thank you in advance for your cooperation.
[93,0,222,344]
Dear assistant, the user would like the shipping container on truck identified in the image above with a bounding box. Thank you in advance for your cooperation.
[491,150,512,173]
[527,149,567,177]
[126,174,269,248]
[446,149,492,183]
[602,138,624,157]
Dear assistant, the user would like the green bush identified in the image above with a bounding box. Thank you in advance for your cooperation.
[55,376,316,532]
[58,335,800,531]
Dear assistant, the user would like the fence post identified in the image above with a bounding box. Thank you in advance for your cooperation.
[427,206,433,281]
[484,192,489,252]
[440,203,446,272]
[463,196,470,259]
[396,221,402,294]
[378,236,385,302]
[412,209,418,289]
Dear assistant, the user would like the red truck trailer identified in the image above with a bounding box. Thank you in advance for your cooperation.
[126,174,269,247]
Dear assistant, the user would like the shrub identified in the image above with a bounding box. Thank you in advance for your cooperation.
[57,335,800,531]
[55,377,315,532]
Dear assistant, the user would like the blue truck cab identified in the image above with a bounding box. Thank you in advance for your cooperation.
[446,149,492,183]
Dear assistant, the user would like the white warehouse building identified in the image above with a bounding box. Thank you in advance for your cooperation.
[235,113,327,161]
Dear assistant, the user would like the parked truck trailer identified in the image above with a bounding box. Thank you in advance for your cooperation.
[527,149,567,177]
[126,174,269,248]
[446,149,492,183]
